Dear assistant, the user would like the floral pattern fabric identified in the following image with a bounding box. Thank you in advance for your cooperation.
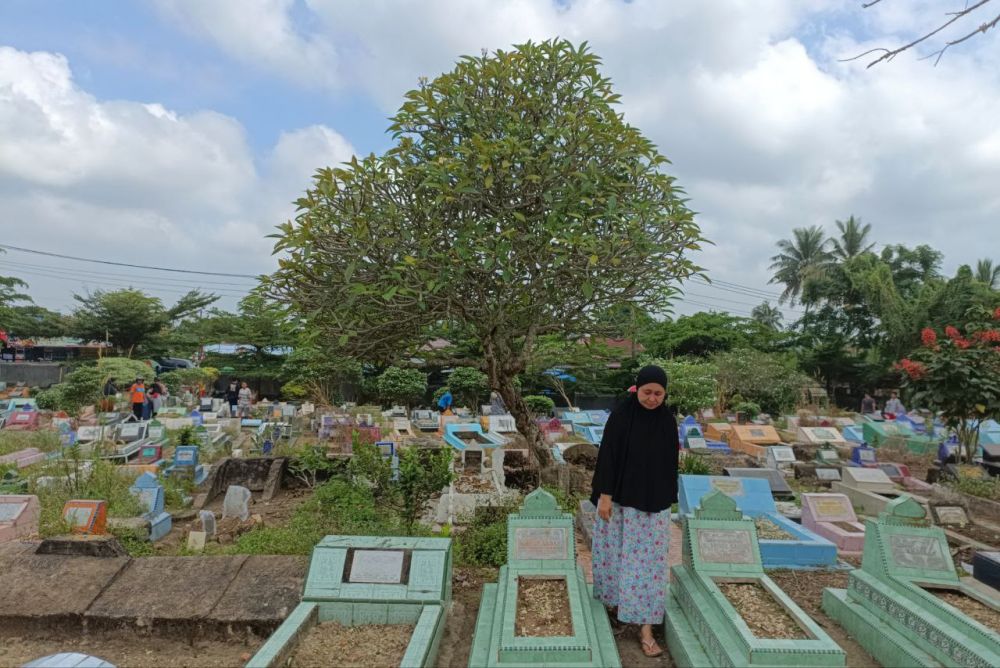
[591,502,670,625]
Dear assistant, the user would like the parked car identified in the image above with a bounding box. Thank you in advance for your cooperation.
[153,357,195,372]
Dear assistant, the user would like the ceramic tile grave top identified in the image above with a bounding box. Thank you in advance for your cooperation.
[22,653,115,668]
[129,472,171,541]
[680,474,837,568]
[117,422,147,443]
[61,499,108,535]
[815,446,841,464]
[801,493,864,553]
[798,426,848,446]
[823,496,1000,667]
[76,426,106,443]
[850,444,877,466]
[468,489,621,667]
[663,490,846,667]
[840,467,896,494]
[722,467,794,498]
[816,468,842,481]
[930,505,969,526]
[249,534,454,668]
[0,494,40,542]
[732,425,782,444]
[765,446,797,470]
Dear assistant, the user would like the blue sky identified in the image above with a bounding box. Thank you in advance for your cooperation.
[0,1,998,320]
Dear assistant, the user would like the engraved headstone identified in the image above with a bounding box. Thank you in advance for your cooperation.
[514,527,569,561]
[349,549,405,583]
[932,505,969,526]
[710,478,744,496]
[696,528,754,564]
[812,496,853,521]
[889,534,950,571]
[199,510,217,535]
[816,468,841,481]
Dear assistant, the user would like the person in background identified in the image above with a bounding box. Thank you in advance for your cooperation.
[860,393,876,414]
[884,391,906,418]
[590,365,680,658]
[101,377,118,412]
[149,377,167,418]
[237,381,254,418]
[129,377,147,420]
[226,380,240,417]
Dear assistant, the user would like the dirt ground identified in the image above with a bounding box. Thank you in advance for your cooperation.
[768,570,880,668]
[290,622,413,667]
[0,630,261,668]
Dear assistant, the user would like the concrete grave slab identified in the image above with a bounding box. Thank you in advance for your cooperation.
[209,555,307,626]
[0,554,129,619]
[0,494,39,542]
[86,555,249,623]
[722,467,794,499]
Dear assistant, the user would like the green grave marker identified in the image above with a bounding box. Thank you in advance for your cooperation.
[862,419,937,454]
[468,488,620,667]
[664,490,846,667]
[248,536,452,668]
[823,495,1000,667]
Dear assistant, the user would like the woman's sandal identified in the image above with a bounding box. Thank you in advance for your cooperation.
[641,637,663,658]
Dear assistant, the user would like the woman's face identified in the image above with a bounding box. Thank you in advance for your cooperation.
[637,382,666,410]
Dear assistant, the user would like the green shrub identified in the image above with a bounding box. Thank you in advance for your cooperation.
[734,401,762,420]
[34,386,66,411]
[523,395,555,416]
[159,367,219,394]
[455,521,508,567]
[447,367,490,408]
[679,452,711,475]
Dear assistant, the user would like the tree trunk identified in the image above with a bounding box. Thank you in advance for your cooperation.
[496,377,551,468]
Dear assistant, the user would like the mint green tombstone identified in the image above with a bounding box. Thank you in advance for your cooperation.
[823,495,1000,667]
[248,536,452,668]
[664,490,845,667]
[468,489,620,667]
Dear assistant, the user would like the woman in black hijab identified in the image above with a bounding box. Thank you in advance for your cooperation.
[590,364,679,658]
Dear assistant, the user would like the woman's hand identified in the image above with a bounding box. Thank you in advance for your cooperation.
[597,494,613,522]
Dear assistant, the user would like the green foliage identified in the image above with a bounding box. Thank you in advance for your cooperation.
[159,367,219,394]
[734,401,762,420]
[199,294,295,352]
[71,288,217,354]
[376,366,428,407]
[454,497,521,567]
[0,431,61,457]
[447,367,490,409]
[280,382,309,401]
[289,444,336,489]
[173,425,197,446]
[540,485,582,513]
[0,304,69,339]
[265,39,704,466]
[678,452,712,475]
[33,386,65,411]
[644,313,787,358]
[280,342,362,405]
[644,356,718,415]
[34,457,144,537]
[952,476,1000,501]
[111,525,155,557]
[712,348,807,415]
[38,357,152,413]
[523,395,555,416]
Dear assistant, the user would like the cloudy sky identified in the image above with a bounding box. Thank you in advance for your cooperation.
[1,1,998,323]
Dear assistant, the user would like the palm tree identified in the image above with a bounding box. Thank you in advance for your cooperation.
[830,215,875,261]
[751,301,783,329]
[768,225,832,305]
[975,259,1000,288]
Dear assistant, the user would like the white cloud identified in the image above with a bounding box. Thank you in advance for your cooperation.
[0,46,353,310]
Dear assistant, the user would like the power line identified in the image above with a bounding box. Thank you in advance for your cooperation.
[0,243,263,279]
[0,259,257,289]
[0,264,253,299]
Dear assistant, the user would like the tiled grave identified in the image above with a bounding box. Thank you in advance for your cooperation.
[572,420,605,445]
[248,535,452,668]
[0,494,39,542]
[443,423,505,452]
[841,425,865,444]
[765,445,797,473]
[801,493,864,553]
[164,445,208,485]
[722,467,794,500]
[973,551,1000,590]
[728,425,785,459]
[0,447,46,469]
[469,489,620,667]
[831,467,925,517]
[704,422,733,442]
[664,490,845,667]
[931,504,970,527]
[681,416,728,452]
[877,462,934,493]
[62,500,108,535]
[680,475,836,568]
[848,443,877,467]
[862,418,938,454]
[129,473,171,541]
[797,426,848,447]
[3,409,40,430]
[823,496,1000,667]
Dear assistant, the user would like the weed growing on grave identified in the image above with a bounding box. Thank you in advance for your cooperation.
[0,430,61,457]
[541,484,583,513]
[678,453,712,476]
[953,476,1000,501]
[33,458,143,537]
[160,473,195,510]
[454,496,522,568]
[111,525,155,557]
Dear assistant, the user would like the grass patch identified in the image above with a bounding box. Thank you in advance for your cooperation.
[32,456,144,537]
[952,476,1000,501]
[0,431,61,457]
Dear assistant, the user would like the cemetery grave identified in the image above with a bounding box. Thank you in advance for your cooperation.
[663,489,846,667]
[722,467,795,500]
[831,466,927,517]
[846,443,877,467]
[764,444,797,473]
[0,493,39,541]
[3,409,41,431]
[823,495,1000,667]
[129,472,172,541]
[797,425,849,448]
[164,445,209,485]
[468,488,620,667]
[681,416,728,452]
[703,422,733,443]
[727,424,786,460]
[679,475,837,568]
[802,493,865,554]
[861,417,938,454]
[248,535,452,667]
[930,503,1000,551]
[62,499,108,535]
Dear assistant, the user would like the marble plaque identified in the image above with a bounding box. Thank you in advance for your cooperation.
[816,468,841,481]
[877,463,903,478]
[710,478,744,496]
[687,437,708,449]
[514,527,569,560]
[859,449,876,462]
[889,534,950,571]
[812,428,841,442]
[0,502,25,522]
[813,497,851,519]
[846,468,892,485]
[934,506,969,526]
[769,447,795,461]
[64,507,94,528]
[696,529,754,564]
[349,549,405,583]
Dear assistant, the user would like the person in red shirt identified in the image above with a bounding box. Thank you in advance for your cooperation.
[129,378,147,420]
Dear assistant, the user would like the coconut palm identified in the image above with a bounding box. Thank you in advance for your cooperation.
[751,301,783,329]
[768,225,833,305]
[975,259,1000,288]
[830,215,875,261]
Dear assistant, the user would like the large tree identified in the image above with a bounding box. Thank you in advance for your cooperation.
[768,225,832,306]
[975,258,1000,289]
[829,215,874,261]
[266,40,704,466]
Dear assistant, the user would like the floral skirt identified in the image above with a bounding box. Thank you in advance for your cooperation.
[591,503,671,625]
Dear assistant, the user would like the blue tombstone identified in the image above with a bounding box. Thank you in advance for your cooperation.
[190,409,204,426]
[842,425,865,443]
[129,472,172,541]
[849,443,877,467]
[165,445,208,485]
[262,439,273,456]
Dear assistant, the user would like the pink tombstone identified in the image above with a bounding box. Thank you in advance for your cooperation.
[801,493,865,553]
[0,448,46,469]
[3,410,40,431]
[0,495,40,542]
[875,462,933,493]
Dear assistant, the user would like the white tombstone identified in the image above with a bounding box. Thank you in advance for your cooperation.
[221,485,252,521]
[199,510,217,536]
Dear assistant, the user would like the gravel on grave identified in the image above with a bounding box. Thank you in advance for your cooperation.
[717,582,809,639]
[516,577,573,637]
[927,589,1000,633]
[291,622,414,667]
[754,517,795,540]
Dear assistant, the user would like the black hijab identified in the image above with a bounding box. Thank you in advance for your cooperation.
[590,369,680,513]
